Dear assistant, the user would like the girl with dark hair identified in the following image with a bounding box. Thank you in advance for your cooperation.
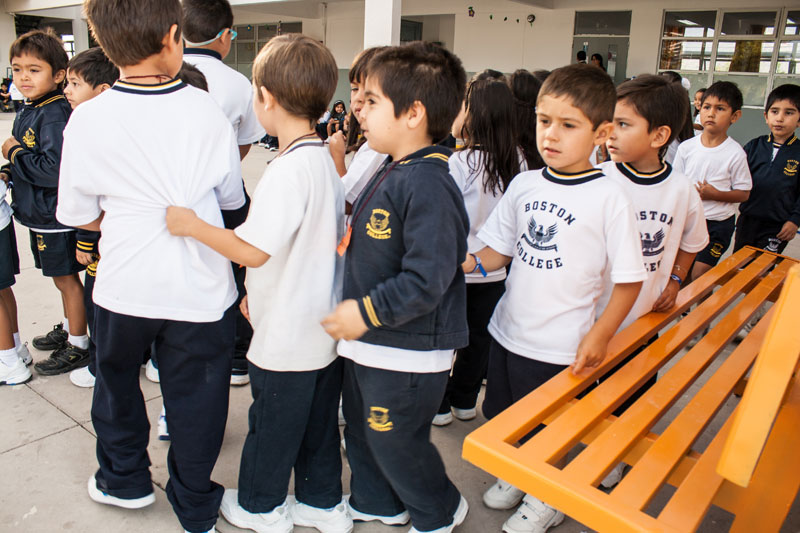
[326,99,347,137]
[508,69,545,170]
[591,53,606,71]
[434,78,524,426]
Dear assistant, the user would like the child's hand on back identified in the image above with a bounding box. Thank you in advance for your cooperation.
[694,180,718,200]
[76,250,94,266]
[571,327,611,375]
[2,137,20,160]
[165,206,199,237]
[321,299,368,340]
[777,221,798,242]
[239,295,251,323]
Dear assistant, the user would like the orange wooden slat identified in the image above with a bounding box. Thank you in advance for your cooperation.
[563,261,788,491]
[717,264,800,487]
[516,253,777,466]
[610,306,775,511]
[728,374,800,532]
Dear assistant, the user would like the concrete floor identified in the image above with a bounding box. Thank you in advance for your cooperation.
[0,110,798,533]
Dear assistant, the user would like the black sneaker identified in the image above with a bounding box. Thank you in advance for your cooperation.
[34,344,89,376]
[32,323,68,351]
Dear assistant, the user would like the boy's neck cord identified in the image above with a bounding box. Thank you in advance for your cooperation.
[120,74,172,83]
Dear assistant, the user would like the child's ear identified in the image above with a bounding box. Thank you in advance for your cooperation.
[406,100,427,131]
[97,83,111,93]
[593,121,613,146]
[259,86,273,109]
[53,69,66,84]
[731,109,742,124]
[764,111,769,125]
[650,125,671,150]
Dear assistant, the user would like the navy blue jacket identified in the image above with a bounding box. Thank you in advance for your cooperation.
[344,145,469,351]
[2,90,71,230]
[740,133,800,225]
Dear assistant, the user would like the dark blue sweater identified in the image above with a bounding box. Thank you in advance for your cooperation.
[740,133,800,225]
[344,145,469,351]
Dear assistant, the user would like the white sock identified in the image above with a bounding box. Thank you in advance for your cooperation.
[68,334,89,350]
[63,318,69,333]
[0,347,19,366]
[13,332,21,349]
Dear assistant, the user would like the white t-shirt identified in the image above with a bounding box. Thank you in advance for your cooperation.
[57,79,244,322]
[478,167,647,365]
[596,162,709,330]
[0,182,11,230]
[235,139,344,372]
[9,82,22,101]
[449,149,509,283]
[672,136,752,221]
[664,139,681,165]
[337,340,454,373]
[342,141,387,205]
[183,49,265,145]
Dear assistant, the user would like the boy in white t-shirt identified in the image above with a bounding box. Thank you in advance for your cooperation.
[166,35,351,533]
[57,2,245,532]
[182,0,267,386]
[673,81,752,283]
[463,64,646,533]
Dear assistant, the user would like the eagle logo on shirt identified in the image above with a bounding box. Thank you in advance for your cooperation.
[367,406,393,432]
[22,128,36,148]
[366,208,391,240]
[522,215,558,251]
[785,160,798,177]
[641,229,665,257]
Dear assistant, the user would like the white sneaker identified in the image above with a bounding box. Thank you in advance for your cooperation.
[0,357,32,386]
[483,479,524,510]
[157,406,169,441]
[502,495,564,533]
[432,412,453,426]
[289,496,353,533]
[87,474,155,509]
[346,495,410,525]
[145,359,159,383]
[452,407,477,421]
[220,489,293,533]
[600,463,625,489]
[17,343,32,366]
[70,365,96,388]
[230,372,250,386]
[408,495,469,533]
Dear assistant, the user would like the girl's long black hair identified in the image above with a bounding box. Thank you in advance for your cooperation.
[460,78,521,195]
[508,69,545,170]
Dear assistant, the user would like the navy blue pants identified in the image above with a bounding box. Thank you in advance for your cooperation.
[222,188,253,374]
[84,268,96,375]
[91,306,234,533]
[342,359,462,531]
[237,358,343,513]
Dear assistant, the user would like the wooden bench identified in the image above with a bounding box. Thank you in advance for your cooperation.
[462,246,800,532]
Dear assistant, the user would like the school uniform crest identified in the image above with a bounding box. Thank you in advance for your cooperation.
[522,215,558,251]
[22,128,36,148]
[366,209,392,240]
[367,406,393,432]
[785,160,798,177]
[641,229,665,257]
[36,234,46,251]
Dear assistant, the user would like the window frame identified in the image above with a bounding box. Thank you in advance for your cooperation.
[657,7,799,109]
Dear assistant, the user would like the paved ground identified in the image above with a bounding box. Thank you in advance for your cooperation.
[0,110,798,533]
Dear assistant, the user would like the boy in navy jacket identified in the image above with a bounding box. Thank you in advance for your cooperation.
[735,83,800,254]
[0,29,89,376]
[322,42,470,533]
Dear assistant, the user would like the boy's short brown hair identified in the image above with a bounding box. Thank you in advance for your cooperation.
[616,74,690,147]
[252,34,338,123]
[538,63,615,129]
[366,42,467,142]
[84,0,182,67]
[10,29,68,75]
[182,0,234,44]
[348,46,386,85]
[68,47,119,88]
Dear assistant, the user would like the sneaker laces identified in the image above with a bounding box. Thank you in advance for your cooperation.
[519,496,550,519]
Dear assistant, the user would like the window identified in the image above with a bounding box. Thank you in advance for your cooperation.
[574,11,632,36]
[658,8,800,108]
[224,22,303,79]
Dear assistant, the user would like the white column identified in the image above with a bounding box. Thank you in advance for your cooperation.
[72,16,90,53]
[0,12,16,78]
[363,0,401,48]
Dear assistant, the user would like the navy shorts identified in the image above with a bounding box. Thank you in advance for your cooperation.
[29,230,85,277]
[0,223,20,290]
[696,215,736,266]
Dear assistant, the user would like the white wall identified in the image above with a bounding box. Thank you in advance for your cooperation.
[0,11,15,79]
